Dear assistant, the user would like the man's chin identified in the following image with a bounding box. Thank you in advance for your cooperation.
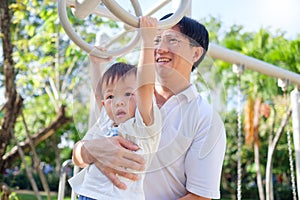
[156,64,175,76]
[156,62,172,68]
[156,67,177,81]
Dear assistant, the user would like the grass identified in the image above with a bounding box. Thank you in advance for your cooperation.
[14,190,71,200]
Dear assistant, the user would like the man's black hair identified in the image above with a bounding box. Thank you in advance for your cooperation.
[160,13,209,71]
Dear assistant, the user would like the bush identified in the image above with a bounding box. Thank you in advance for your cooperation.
[1,169,60,192]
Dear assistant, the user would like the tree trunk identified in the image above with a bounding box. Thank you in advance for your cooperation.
[254,143,265,200]
[0,0,23,171]
[253,99,265,200]
[52,135,62,175]
[35,165,52,200]
[266,141,274,200]
[11,133,42,200]
[21,112,52,200]
[266,108,292,200]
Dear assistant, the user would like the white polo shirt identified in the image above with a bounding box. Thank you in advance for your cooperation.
[144,84,226,199]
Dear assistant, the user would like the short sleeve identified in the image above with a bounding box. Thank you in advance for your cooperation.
[185,111,226,199]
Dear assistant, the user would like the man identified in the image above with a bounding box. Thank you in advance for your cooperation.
[73,14,226,200]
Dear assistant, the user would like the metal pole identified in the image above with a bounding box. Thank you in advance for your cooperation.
[208,43,300,87]
[71,166,80,200]
[291,87,300,200]
[58,172,67,200]
[58,159,73,200]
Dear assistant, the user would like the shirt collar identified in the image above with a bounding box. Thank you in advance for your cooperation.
[175,84,198,103]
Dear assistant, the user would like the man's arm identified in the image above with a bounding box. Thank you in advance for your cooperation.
[178,192,210,200]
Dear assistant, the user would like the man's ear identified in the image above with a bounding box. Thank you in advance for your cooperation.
[192,47,203,62]
[101,100,105,106]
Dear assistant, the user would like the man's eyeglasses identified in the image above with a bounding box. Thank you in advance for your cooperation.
[154,35,184,47]
[153,35,198,48]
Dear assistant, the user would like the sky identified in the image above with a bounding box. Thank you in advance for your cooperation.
[190,0,300,39]
[137,0,300,39]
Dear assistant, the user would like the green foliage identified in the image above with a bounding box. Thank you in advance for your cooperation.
[2,2,300,198]
[0,168,60,192]
[202,16,300,197]
[13,192,62,200]
[1,169,30,190]
[0,191,19,200]
[202,16,222,43]
[2,0,119,185]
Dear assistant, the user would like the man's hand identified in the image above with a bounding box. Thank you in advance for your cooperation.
[83,136,145,171]
[73,136,145,189]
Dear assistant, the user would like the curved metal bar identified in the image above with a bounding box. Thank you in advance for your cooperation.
[59,0,110,57]
[66,0,119,21]
[58,0,141,58]
[130,0,143,17]
[92,5,120,21]
[72,0,102,19]
[101,0,190,28]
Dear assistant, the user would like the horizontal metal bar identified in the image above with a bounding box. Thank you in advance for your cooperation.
[208,43,300,86]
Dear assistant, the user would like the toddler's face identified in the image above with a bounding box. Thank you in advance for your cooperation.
[102,73,137,125]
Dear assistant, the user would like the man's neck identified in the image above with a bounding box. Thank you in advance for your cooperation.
[154,86,173,107]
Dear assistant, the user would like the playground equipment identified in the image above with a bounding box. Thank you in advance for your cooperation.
[58,0,191,58]
[57,0,300,199]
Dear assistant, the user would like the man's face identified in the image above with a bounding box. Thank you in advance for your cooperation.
[154,26,197,79]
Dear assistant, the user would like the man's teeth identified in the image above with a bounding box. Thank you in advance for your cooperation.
[157,58,171,62]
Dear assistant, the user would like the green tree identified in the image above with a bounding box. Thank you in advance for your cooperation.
[202,17,299,199]
[1,2,300,199]
[0,0,119,193]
